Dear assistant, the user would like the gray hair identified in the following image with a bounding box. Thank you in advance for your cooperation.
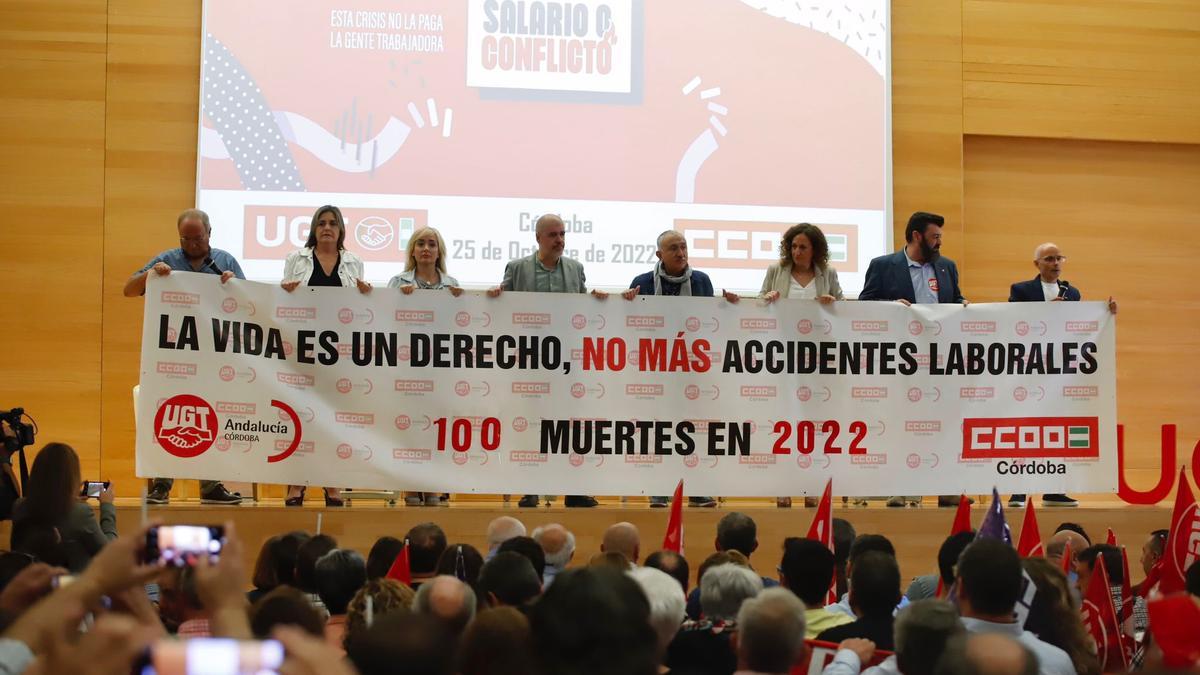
[413,575,477,634]
[700,563,763,622]
[628,566,687,655]
[657,230,684,249]
[894,599,965,675]
[736,587,807,674]
[486,516,526,549]
[532,524,576,569]
[1033,242,1058,260]
[176,208,211,232]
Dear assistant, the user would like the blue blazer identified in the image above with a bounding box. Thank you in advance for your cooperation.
[1009,276,1081,302]
[859,250,965,303]
[629,269,714,297]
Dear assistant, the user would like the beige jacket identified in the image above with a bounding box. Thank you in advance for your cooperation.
[759,263,844,300]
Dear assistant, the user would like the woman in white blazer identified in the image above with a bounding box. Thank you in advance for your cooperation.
[280,205,371,507]
[758,223,844,304]
[733,223,844,508]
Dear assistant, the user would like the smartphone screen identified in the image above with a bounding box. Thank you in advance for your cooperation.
[80,481,107,498]
[140,638,283,675]
[144,525,225,567]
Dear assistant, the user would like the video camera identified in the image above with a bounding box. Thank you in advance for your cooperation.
[0,408,36,520]
[1,408,35,456]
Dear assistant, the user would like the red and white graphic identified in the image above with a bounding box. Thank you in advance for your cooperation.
[154,394,218,459]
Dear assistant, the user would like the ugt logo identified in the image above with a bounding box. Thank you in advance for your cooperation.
[154,394,218,458]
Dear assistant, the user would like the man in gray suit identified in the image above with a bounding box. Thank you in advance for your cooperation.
[489,214,607,508]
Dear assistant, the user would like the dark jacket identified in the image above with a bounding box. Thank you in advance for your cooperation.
[816,612,897,651]
[859,250,964,303]
[629,269,714,297]
[1008,276,1081,302]
[11,499,117,573]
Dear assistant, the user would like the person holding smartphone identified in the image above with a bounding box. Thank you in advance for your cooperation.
[10,442,116,572]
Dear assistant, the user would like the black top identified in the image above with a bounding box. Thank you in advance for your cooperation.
[308,254,342,287]
[816,613,896,651]
[665,621,737,675]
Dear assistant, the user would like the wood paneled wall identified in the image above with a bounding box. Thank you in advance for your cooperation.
[963,0,1200,144]
[1,0,1196,498]
[0,0,108,479]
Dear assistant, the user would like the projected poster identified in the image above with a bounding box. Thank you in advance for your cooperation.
[197,0,890,293]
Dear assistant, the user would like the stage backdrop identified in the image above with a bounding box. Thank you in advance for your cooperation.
[137,274,1117,496]
[195,0,892,294]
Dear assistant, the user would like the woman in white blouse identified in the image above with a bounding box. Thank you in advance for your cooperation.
[280,205,371,507]
[760,223,843,508]
[759,223,844,305]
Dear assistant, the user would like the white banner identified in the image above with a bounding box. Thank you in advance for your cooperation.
[136,274,1118,497]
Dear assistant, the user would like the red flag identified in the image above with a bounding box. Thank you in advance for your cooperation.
[934,494,974,598]
[950,494,972,535]
[1060,540,1073,575]
[1016,499,1043,558]
[1160,466,1198,595]
[805,479,834,547]
[1119,546,1134,624]
[1080,552,1130,672]
[386,539,412,585]
[1147,594,1200,669]
[1106,528,1118,546]
[662,480,685,554]
[805,479,836,604]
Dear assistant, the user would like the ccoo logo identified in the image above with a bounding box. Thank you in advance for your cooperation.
[154,394,218,458]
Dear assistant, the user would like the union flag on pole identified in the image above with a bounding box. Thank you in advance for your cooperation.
[662,479,685,554]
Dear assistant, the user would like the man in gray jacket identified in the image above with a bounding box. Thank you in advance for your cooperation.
[489,214,607,507]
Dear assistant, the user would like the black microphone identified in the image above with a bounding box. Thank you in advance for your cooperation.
[204,257,223,275]
[1057,280,1070,299]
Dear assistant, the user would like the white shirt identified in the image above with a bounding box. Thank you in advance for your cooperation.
[1041,280,1060,301]
[282,247,365,288]
[960,617,1075,675]
[789,276,817,300]
[821,650,901,675]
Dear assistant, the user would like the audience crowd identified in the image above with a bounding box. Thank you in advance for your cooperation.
[1,473,1198,675]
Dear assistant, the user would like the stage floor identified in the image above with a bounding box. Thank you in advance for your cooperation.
[23,494,1163,588]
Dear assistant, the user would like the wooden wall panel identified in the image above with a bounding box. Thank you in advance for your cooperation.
[963,0,1200,143]
[100,0,205,495]
[891,0,965,263]
[0,0,108,477]
[962,134,1200,486]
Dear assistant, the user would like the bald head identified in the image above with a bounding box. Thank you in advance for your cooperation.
[1032,242,1065,282]
[1046,530,1088,567]
[534,214,566,262]
[414,575,476,636]
[965,633,1037,675]
[532,523,575,569]
[486,516,526,552]
[602,522,641,565]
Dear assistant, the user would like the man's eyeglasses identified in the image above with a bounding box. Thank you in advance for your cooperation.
[180,236,207,244]
[1040,255,1067,263]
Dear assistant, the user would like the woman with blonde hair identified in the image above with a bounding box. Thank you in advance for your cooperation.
[389,226,460,507]
[387,226,462,297]
[281,205,371,506]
